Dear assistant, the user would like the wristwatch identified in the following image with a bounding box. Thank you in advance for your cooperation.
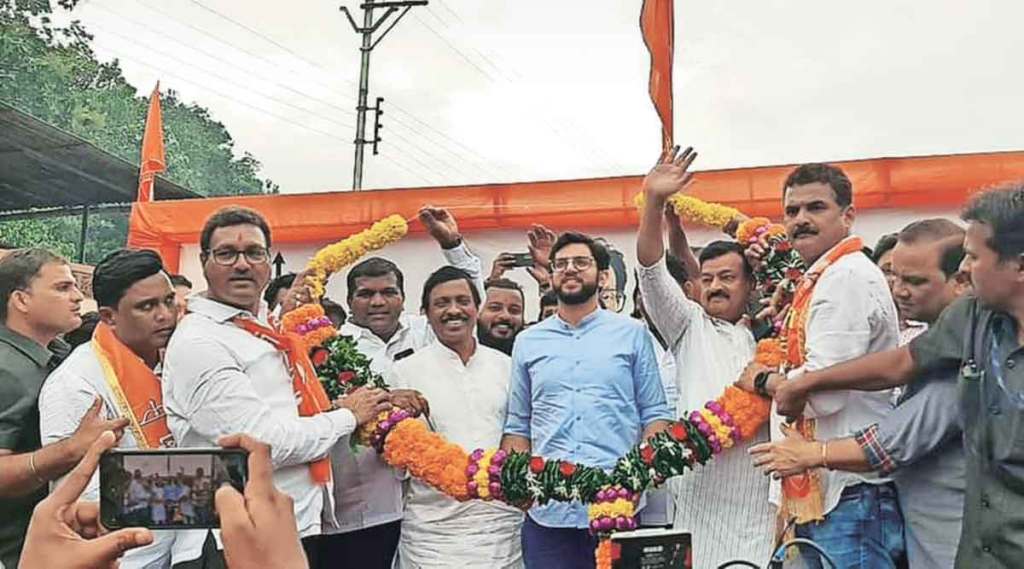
[754,370,772,398]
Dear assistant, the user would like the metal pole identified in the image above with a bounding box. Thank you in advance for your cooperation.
[77,204,90,263]
[352,4,374,191]
[342,1,427,190]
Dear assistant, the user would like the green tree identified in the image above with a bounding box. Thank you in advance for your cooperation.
[0,0,278,263]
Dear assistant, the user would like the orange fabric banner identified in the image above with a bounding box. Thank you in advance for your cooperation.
[137,83,166,203]
[127,151,1024,273]
[91,322,174,449]
[641,0,675,154]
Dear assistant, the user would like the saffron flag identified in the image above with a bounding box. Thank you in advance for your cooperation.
[137,83,166,202]
[640,0,675,154]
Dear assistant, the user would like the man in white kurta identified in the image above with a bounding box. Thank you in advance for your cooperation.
[635,150,775,567]
[390,266,523,569]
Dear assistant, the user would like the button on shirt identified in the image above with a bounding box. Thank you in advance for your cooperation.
[39,343,203,567]
[771,247,900,515]
[637,256,774,567]
[324,242,483,534]
[163,296,357,553]
[0,326,67,569]
[909,296,1024,568]
[503,308,673,528]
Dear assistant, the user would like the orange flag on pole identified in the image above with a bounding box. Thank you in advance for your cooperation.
[137,83,166,202]
[640,0,675,155]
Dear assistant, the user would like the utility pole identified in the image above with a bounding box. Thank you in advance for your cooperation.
[340,1,428,190]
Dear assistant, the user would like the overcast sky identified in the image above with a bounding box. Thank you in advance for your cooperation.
[64,0,1024,194]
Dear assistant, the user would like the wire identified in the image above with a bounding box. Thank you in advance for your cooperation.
[770,538,838,569]
[86,0,359,119]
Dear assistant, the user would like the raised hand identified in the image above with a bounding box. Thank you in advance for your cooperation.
[69,399,128,463]
[418,206,462,249]
[20,431,153,569]
[216,434,309,569]
[489,253,517,282]
[642,146,698,205]
[527,225,556,267]
[278,268,315,314]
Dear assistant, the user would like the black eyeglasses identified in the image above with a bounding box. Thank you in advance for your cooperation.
[205,247,269,266]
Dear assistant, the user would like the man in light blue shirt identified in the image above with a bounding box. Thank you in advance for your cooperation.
[501,231,673,569]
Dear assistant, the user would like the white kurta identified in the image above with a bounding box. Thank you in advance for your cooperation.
[390,342,524,569]
[637,256,775,568]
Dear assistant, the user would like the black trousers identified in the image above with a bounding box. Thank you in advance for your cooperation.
[307,521,401,569]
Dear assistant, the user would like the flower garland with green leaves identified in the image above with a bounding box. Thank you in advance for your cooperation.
[281,203,806,568]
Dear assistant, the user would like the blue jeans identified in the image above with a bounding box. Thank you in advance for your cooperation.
[795,482,906,569]
[522,515,598,569]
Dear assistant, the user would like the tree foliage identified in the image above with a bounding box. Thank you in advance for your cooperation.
[0,0,277,263]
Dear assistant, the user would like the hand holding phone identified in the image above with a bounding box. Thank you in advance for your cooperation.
[20,431,154,569]
[216,434,309,569]
[100,447,248,530]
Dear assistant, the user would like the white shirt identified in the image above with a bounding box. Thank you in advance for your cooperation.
[39,343,205,567]
[637,255,775,567]
[390,341,523,569]
[771,241,900,516]
[163,295,357,553]
[323,242,484,534]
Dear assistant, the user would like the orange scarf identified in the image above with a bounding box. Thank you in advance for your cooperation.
[92,322,175,448]
[232,316,334,485]
[781,236,864,524]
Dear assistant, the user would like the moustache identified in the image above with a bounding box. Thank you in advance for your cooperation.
[793,226,818,239]
[441,315,469,323]
[707,291,730,301]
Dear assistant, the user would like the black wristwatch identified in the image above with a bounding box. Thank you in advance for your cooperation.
[754,370,772,398]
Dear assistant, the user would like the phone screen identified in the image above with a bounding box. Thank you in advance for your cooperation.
[100,448,248,530]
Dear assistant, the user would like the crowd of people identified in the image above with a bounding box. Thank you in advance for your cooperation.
[0,148,1022,569]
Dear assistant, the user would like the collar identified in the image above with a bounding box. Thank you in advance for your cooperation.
[187,295,257,324]
[432,337,478,366]
[0,325,54,367]
[806,235,863,276]
[340,314,412,344]
[552,306,604,330]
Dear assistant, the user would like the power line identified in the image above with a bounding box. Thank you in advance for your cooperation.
[86,21,356,130]
[88,41,437,187]
[88,0,359,119]
[85,1,482,183]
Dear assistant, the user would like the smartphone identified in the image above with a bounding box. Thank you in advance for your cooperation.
[100,448,248,530]
[510,252,534,268]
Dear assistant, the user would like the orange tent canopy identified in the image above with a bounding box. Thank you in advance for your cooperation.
[129,150,1024,273]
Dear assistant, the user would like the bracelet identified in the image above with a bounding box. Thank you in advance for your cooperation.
[28,452,46,485]
[821,441,830,470]
[754,371,772,397]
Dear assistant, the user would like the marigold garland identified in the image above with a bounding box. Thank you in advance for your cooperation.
[305,214,408,300]
[633,193,744,231]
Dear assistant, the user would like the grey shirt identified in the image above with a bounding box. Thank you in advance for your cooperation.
[855,372,964,569]
[909,296,1024,568]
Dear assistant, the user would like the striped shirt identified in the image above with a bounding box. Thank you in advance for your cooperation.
[637,256,775,567]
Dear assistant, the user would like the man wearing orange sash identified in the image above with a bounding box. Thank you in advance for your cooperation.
[39,248,210,568]
[162,206,391,567]
[739,164,905,568]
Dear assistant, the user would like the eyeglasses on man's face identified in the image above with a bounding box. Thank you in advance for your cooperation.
[205,247,270,266]
[551,256,595,273]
